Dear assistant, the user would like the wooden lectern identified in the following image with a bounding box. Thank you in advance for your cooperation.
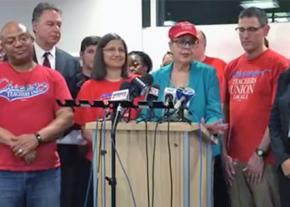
[86,121,214,207]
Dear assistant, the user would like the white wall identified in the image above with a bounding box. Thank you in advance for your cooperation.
[0,0,143,56]
[143,22,290,69]
[1,1,290,68]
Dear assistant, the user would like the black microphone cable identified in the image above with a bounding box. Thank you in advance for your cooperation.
[136,109,159,207]
[111,105,137,207]
[156,108,174,207]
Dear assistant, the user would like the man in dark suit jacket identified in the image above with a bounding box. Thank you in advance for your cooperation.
[32,2,81,207]
[33,47,80,97]
[32,2,80,97]
[269,69,290,207]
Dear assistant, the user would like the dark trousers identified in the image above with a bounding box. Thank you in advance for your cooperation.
[74,159,93,207]
[278,169,290,207]
[214,155,231,207]
[58,144,88,207]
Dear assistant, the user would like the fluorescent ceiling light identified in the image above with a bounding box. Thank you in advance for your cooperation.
[163,20,176,26]
[271,12,290,22]
[241,0,279,9]
[274,18,289,22]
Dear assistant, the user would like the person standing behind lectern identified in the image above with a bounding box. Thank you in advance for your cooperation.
[222,7,289,207]
[74,33,138,207]
[140,22,227,206]
[0,21,73,207]
[31,3,81,207]
[192,29,229,207]
[72,35,100,207]
[148,21,227,134]
[32,2,80,97]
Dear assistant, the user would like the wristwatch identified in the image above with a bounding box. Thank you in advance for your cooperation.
[34,133,44,145]
[256,148,266,158]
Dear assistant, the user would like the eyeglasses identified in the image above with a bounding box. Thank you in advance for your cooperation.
[3,34,32,46]
[172,38,197,48]
[103,47,125,54]
[235,26,264,33]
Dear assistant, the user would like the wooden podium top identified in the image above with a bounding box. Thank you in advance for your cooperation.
[85,121,216,143]
[86,121,210,136]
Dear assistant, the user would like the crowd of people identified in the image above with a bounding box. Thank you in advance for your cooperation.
[0,2,290,207]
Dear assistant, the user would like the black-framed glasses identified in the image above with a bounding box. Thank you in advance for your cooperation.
[172,38,197,48]
[235,26,264,33]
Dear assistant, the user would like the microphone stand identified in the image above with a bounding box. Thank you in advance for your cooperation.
[109,100,136,207]
[177,105,191,124]
[110,103,122,207]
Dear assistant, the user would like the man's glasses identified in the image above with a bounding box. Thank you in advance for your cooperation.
[3,34,32,46]
[235,26,264,33]
[172,38,197,48]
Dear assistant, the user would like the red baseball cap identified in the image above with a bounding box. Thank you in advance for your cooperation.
[168,21,198,40]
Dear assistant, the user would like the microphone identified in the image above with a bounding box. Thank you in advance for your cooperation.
[163,87,176,107]
[110,82,131,101]
[110,81,133,121]
[130,74,153,98]
[174,87,195,109]
[120,81,131,90]
[144,84,160,109]
[146,84,160,102]
[110,89,129,101]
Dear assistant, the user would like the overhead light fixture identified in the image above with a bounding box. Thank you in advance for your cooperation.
[163,20,176,26]
[241,0,279,9]
[272,12,290,22]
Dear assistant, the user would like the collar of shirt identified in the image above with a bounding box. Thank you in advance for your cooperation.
[34,42,56,69]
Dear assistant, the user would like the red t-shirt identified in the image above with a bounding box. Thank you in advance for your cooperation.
[0,63,71,171]
[225,49,289,164]
[203,56,226,103]
[74,76,138,160]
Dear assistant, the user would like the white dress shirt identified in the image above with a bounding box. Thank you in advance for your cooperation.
[34,42,56,69]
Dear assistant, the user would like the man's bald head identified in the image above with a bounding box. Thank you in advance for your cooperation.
[197,30,207,48]
[0,21,29,40]
[192,30,207,62]
[0,21,34,66]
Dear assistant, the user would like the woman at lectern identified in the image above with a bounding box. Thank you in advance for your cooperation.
[140,20,228,207]
[74,33,136,206]
[147,21,227,134]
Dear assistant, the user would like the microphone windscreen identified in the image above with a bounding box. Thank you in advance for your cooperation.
[175,88,184,100]
[119,81,130,90]
[130,74,153,98]
[147,84,160,101]
[164,87,176,102]
[140,74,153,86]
